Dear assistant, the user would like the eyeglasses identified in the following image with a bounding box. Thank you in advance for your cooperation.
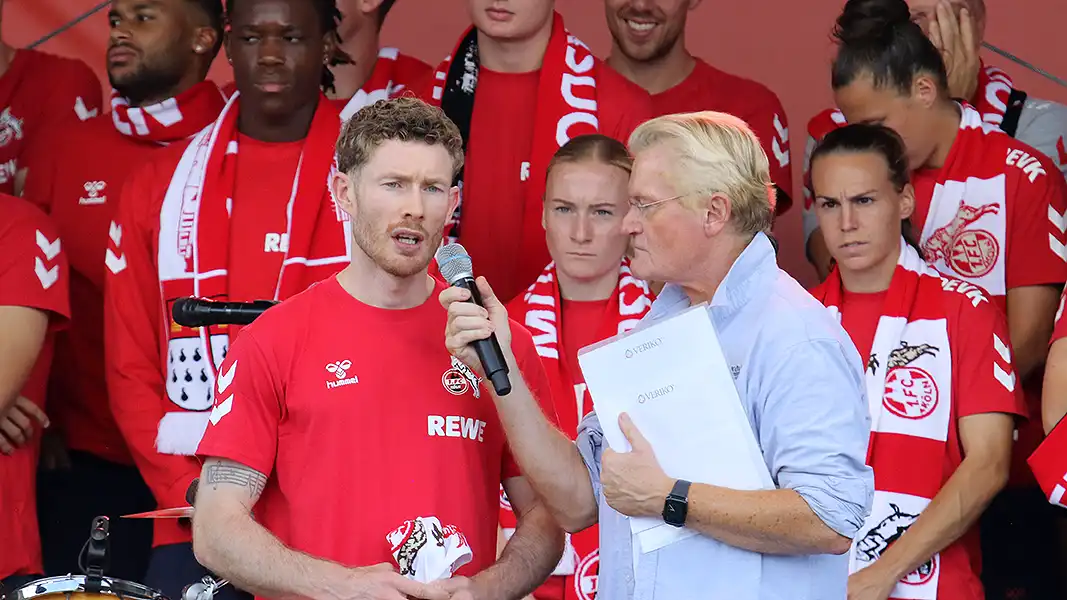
[627,193,686,213]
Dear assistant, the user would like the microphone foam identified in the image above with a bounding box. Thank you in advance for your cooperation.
[435,243,474,284]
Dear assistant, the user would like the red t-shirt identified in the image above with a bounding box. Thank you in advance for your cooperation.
[651,59,792,214]
[840,290,887,367]
[104,139,313,547]
[196,276,558,590]
[456,63,653,304]
[0,195,70,580]
[229,135,302,303]
[21,117,177,465]
[833,280,1025,599]
[0,49,102,195]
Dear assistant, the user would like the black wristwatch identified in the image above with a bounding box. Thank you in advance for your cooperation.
[662,479,691,527]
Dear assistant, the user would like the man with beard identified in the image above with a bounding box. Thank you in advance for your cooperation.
[602,0,793,215]
[423,0,654,305]
[103,1,350,597]
[191,97,564,600]
[22,0,227,583]
[802,0,1067,281]
[0,0,102,198]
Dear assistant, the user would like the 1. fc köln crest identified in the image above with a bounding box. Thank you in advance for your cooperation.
[881,342,941,420]
[922,200,1000,278]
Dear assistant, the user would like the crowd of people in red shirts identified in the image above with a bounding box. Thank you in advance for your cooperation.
[2,0,1067,599]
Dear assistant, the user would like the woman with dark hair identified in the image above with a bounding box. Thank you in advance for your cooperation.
[824,1,1067,595]
[809,123,1025,600]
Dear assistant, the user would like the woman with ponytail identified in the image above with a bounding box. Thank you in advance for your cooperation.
[823,2,1067,594]
[809,123,1025,600]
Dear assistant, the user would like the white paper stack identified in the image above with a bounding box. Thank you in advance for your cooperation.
[577,304,775,559]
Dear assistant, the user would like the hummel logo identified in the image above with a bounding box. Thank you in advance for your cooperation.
[325,360,358,389]
[326,360,352,379]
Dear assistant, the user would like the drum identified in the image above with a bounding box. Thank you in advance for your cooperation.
[3,575,167,600]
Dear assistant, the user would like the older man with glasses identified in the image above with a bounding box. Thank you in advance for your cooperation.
[441,110,875,599]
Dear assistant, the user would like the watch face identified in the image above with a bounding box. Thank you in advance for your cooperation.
[663,497,686,526]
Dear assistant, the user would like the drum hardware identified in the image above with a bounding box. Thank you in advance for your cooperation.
[181,577,229,600]
[81,517,110,594]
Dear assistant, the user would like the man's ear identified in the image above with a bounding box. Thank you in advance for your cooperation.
[702,192,731,237]
[332,170,357,220]
[192,26,219,57]
[447,185,461,223]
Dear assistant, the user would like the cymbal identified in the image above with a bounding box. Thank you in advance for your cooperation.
[122,506,193,519]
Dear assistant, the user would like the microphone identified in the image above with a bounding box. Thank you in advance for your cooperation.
[435,244,512,396]
[172,297,279,328]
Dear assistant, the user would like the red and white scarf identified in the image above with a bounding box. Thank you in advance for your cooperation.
[339,47,407,120]
[154,92,350,455]
[110,81,227,143]
[428,12,601,275]
[972,63,1014,129]
[814,241,958,599]
[501,259,652,584]
[1030,418,1067,509]
[513,259,652,433]
[916,104,1012,298]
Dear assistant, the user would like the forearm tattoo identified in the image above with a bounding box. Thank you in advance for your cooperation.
[206,462,267,498]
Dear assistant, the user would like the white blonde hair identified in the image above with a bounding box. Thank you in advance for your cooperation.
[628,111,776,236]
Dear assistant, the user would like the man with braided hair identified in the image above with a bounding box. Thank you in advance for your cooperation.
[220,0,429,119]
[104,0,351,597]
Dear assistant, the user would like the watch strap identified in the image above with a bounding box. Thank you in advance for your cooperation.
[670,479,692,500]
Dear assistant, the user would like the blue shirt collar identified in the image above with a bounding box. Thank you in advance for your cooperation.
[649,232,778,322]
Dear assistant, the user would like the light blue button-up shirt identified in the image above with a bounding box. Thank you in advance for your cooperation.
[576,233,875,600]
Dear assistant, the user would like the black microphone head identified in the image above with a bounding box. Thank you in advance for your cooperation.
[435,243,474,285]
[172,297,200,327]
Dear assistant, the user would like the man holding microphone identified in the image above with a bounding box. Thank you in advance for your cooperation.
[441,111,875,598]
[192,97,564,600]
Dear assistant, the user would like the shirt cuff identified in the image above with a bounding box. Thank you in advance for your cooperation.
[788,473,874,539]
[576,412,605,505]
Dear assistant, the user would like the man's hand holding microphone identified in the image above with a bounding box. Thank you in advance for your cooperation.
[436,244,514,395]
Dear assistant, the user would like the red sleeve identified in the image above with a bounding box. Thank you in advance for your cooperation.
[195,328,282,477]
[104,162,201,509]
[500,323,561,481]
[0,196,70,322]
[39,58,103,130]
[1006,152,1067,289]
[1027,413,1067,505]
[952,292,1027,419]
[742,91,793,214]
[1052,288,1067,346]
